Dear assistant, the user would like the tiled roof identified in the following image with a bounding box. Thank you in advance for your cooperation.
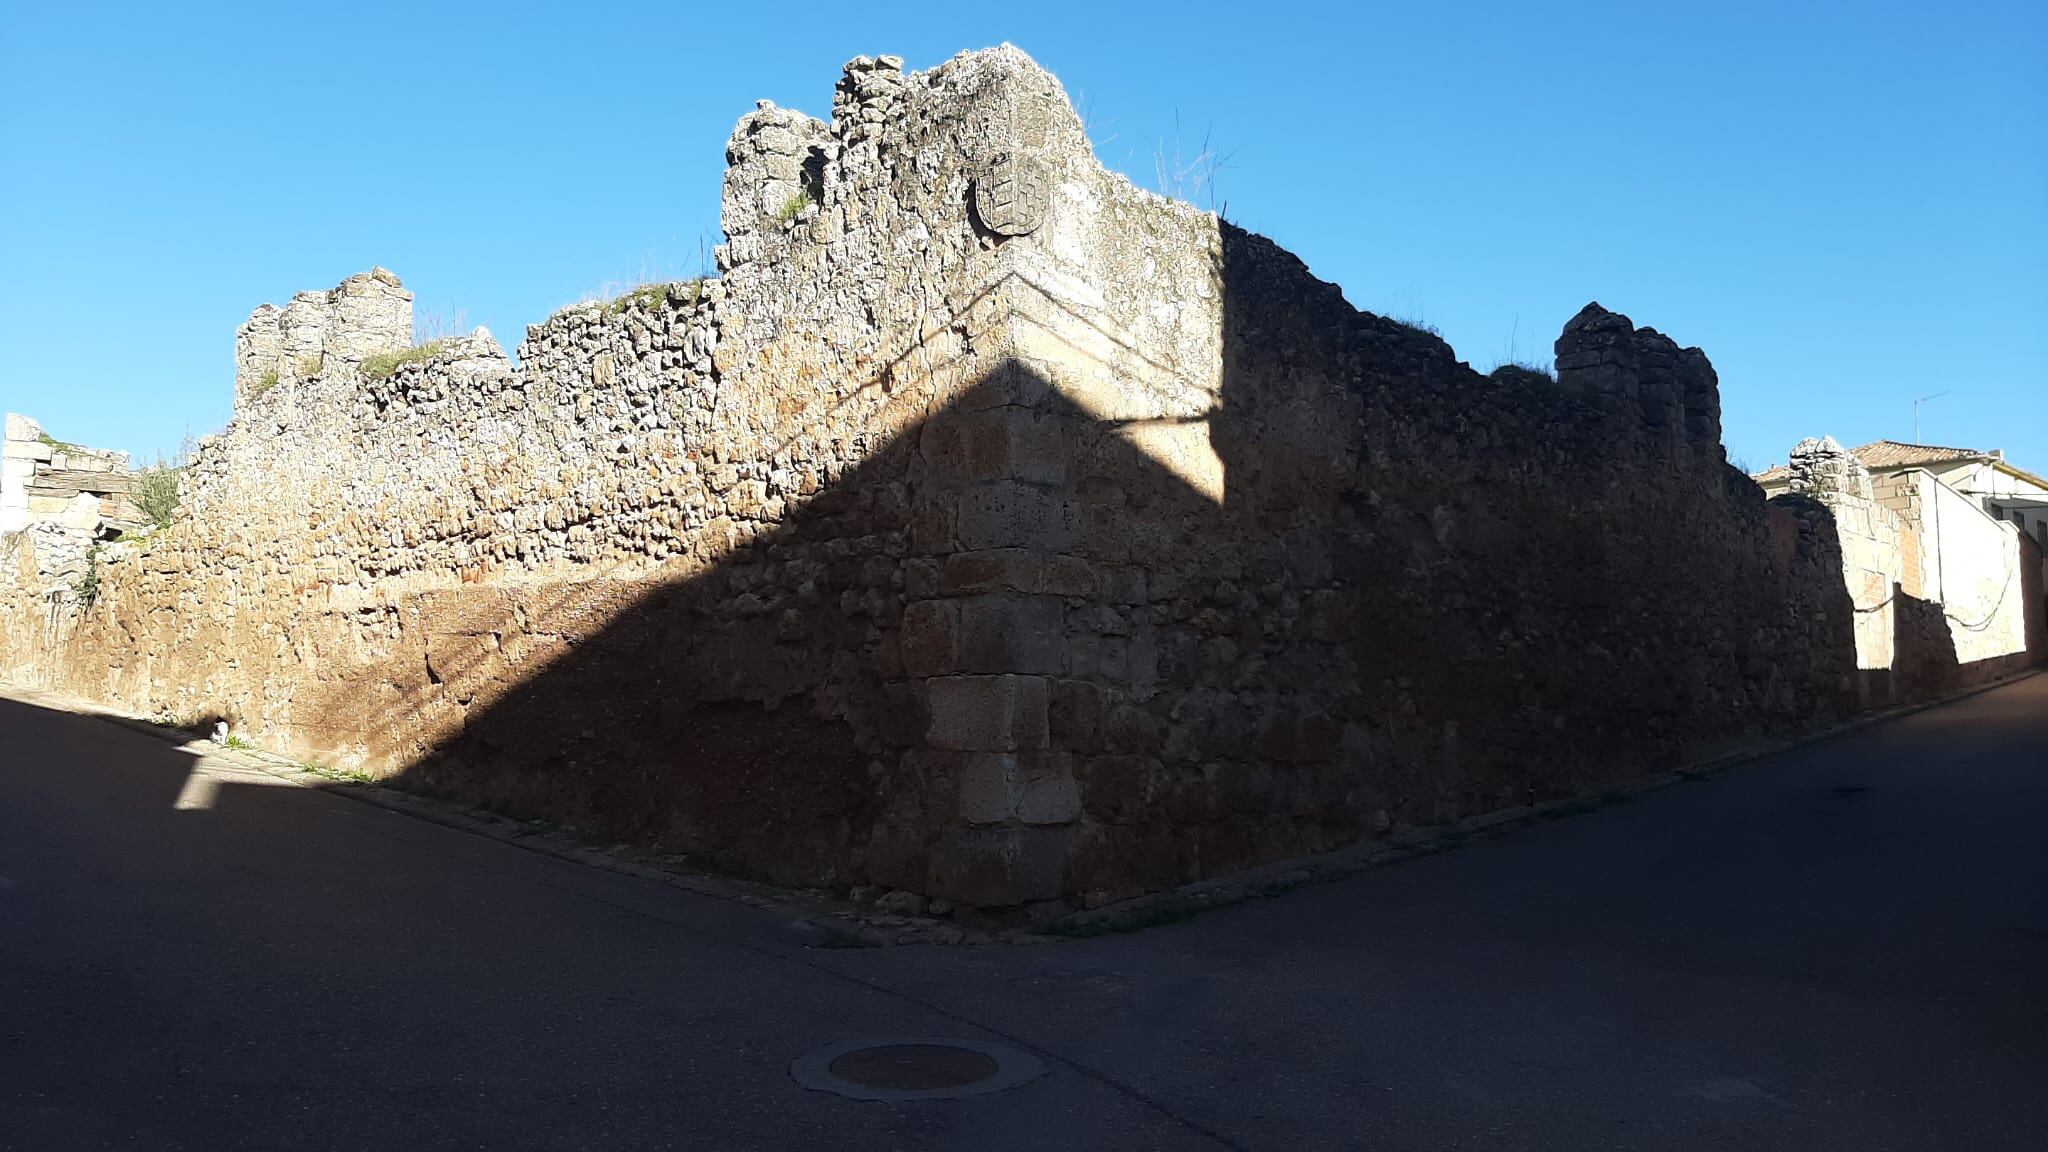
[1750,440,1991,485]
[1850,440,1987,470]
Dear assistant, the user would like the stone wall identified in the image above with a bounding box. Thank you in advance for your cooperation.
[2,46,2019,917]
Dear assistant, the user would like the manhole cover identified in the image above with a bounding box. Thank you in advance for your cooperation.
[832,1044,999,1090]
[792,1037,1045,1101]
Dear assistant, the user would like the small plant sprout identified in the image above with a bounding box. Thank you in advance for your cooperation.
[775,189,813,226]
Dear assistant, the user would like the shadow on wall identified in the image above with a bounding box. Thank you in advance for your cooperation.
[312,222,1889,912]
[370,356,1226,902]
[1858,534,2046,710]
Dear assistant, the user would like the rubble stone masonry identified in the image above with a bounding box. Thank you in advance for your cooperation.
[5,47,2030,913]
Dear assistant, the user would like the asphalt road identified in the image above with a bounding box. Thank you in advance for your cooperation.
[3,675,2044,1151]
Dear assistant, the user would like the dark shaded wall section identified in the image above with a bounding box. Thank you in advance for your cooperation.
[1033,226,1864,903]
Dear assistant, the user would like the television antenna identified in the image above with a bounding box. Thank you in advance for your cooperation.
[1913,391,1948,443]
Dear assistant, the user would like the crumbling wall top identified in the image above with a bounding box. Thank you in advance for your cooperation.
[1788,434,1875,502]
[235,267,413,399]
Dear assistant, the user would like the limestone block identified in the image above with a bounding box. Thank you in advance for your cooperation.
[1068,633,1127,681]
[1048,678,1105,752]
[900,598,959,677]
[1016,768,1081,825]
[57,492,101,531]
[955,481,1082,551]
[927,824,1067,906]
[1041,554,1102,598]
[948,359,1051,412]
[2,440,53,462]
[942,549,1043,594]
[926,674,1049,752]
[920,408,1066,486]
[1116,419,1224,504]
[958,752,1020,823]
[956,593,1065,674]
[956,750,1080,825]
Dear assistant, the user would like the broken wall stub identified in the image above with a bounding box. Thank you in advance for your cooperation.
[234,268,413,397]
[0,46,1931,915]
[1786,436,1908,688]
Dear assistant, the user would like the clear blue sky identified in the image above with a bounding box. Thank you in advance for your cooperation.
[3,1,2042,473]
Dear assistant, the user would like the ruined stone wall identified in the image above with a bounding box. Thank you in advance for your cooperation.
[2,413,136,536]
[0,46,1991,916]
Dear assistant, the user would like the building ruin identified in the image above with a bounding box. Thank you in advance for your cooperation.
[1,47,2040,917]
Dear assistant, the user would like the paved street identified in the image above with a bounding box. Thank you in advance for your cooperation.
[3,675,2044,1151]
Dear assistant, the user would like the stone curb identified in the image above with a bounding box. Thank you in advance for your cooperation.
[7,665,2038,947]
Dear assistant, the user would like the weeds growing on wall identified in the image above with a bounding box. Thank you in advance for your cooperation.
[414,304,470,345]
[1488,362,1558,386]
[132,437,193,530]
[597,280,712,317]
[361,340,449,381]
[1152,112,1236,215]
[72,543,101,608]
[774,189,813,226]
[134,465,183,529]
[564,236,718,317]
[253,369,280,397]
[297,354,324,378]
[606,283,678,316]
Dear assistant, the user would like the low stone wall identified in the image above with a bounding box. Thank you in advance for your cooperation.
[4,46,2017,916]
